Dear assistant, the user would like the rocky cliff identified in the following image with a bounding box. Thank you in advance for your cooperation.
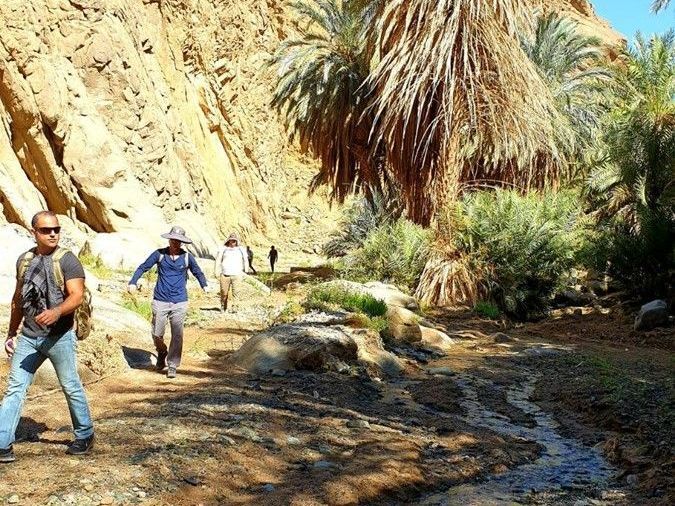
[0,0,622,266]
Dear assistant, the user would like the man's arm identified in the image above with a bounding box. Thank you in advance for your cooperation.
[188,254,209,289]
[214,248,223,278]
[7,282,23,339]
[129,250,160,287]
[35,277,84,326]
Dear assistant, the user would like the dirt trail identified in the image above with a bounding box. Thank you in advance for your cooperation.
[0,304,667,505]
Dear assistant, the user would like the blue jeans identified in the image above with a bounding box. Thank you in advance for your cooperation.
[0,330,94,449]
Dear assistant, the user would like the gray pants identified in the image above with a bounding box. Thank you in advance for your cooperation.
[151,300,188,368]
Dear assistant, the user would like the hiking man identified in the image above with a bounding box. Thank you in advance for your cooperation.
[214,233,248,312]
[268,245,279,273]
[1,211,94,463]
[246,246,257,275]
[127,226,210,379]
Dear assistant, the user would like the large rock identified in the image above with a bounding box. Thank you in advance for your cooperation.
[232,313,403,377]
[81,231,162,271]
[418,326,456,354]
[386,305,422,343]
[634,300,669,331]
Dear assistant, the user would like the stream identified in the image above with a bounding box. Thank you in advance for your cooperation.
[413,355,627,505]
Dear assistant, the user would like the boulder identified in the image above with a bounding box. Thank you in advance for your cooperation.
[81,232,161,271]
[387,305,422,343]
[232,313,403,377]
[634,300,669,331]
[418,326,456,354]
[492,332,513,344]
[363,281,419,310]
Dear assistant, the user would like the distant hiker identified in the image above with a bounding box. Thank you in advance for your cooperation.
[1,211,94,463]
[246,246,257,275]
[214,233,248,313]
[268,245,278,273]
[128,226,210,379]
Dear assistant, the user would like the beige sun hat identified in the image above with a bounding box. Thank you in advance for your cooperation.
[161,225,192,244]
[225,232,239,245]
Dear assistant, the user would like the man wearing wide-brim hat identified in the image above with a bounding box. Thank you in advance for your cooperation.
[127,226,211,379]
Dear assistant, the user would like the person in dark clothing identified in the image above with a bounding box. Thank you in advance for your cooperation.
[1,211,94,463]
[268,246,279,273]
[246,246,257,275]
[128,226,210,378]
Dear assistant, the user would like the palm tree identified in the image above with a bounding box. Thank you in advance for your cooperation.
[368,0,567,224]
[521,13,611,181]
[652,0,671,13]
[588,31,674,294]
[270,0,380,201]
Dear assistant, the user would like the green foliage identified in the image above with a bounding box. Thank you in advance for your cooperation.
[586,32,675,296]
[474,301,500,319]
[305,285,387,318]
[121,293,152,321]
[521,13,611,181]
[276,300,306,323]
[445,190,585,319]
[339,218,431,291]
[323,190,403,257]
[79,253,115,280]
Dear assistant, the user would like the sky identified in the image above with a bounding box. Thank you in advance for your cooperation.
[591,0,674,41]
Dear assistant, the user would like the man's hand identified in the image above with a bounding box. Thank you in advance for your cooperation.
[4,336,16,358]
[35,307,62,326]
[203,285,213,293]
[127,284,138,293]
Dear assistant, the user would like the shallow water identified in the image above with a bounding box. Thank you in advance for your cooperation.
[419,369,624,505]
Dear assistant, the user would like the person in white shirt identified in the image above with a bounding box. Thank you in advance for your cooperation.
[214,233,248,312]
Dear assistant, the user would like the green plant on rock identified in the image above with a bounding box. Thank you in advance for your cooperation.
[305,285,387,318]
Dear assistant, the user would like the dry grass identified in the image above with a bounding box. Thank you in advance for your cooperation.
[368,0,568,223]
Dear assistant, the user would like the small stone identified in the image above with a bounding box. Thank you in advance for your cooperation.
[8,495,20,504]
[261,484,275,493]
[84,484,94,492]
[313,460,334,470]
[137,491,147,498]
[626,474,639,487]
[286,436,301,445]
[100,497,114,505]
[492,332,512,343]
[270,369,286,377]
[346,419,371,429]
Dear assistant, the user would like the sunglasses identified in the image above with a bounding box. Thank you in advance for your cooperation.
[36,227,61,235]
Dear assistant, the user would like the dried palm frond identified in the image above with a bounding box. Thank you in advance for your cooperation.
[368,0,568,223]
[415,253,490,308]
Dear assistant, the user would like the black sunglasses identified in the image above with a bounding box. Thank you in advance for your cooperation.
[36,227,61,235]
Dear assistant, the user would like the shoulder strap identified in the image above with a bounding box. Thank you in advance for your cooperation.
[157,249,165,265]
[51,247,70,290]
[184,252,189,269]
[17,248,37,281]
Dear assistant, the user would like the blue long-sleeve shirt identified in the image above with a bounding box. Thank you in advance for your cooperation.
[129,248,208,303]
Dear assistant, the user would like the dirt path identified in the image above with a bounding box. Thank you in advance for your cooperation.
[0,305,669,505]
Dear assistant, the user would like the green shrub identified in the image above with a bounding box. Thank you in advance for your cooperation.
[276,300,306,323]
[79,253,114,280]
[121,293,152,321]
[340,218,431,291]
[474,301,500,319]
[305,285,387,318]
[430,189,586,319]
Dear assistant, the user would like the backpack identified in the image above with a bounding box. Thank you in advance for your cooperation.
[18,247,93,340]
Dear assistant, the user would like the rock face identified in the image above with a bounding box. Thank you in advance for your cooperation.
[634,300,670,331]
[0,0,339,260]
[0,0,621,262]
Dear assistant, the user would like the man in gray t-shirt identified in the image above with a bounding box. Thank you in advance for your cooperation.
[0,211,94,463]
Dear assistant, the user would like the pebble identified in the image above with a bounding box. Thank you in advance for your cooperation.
[137,491,147,498]
[286,436,301,445]
[262,484,276,493]
[313,460,334,470]
[8,495,19,504]
[100,496,114,505]
[626,474,639,487]
[84,484,95,492]
[346,419,371,429]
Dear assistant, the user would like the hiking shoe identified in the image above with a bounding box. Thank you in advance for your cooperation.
[167,366,177,379]
[66,434,95,455]
[0,446,15,463]
[156,351,167,371]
